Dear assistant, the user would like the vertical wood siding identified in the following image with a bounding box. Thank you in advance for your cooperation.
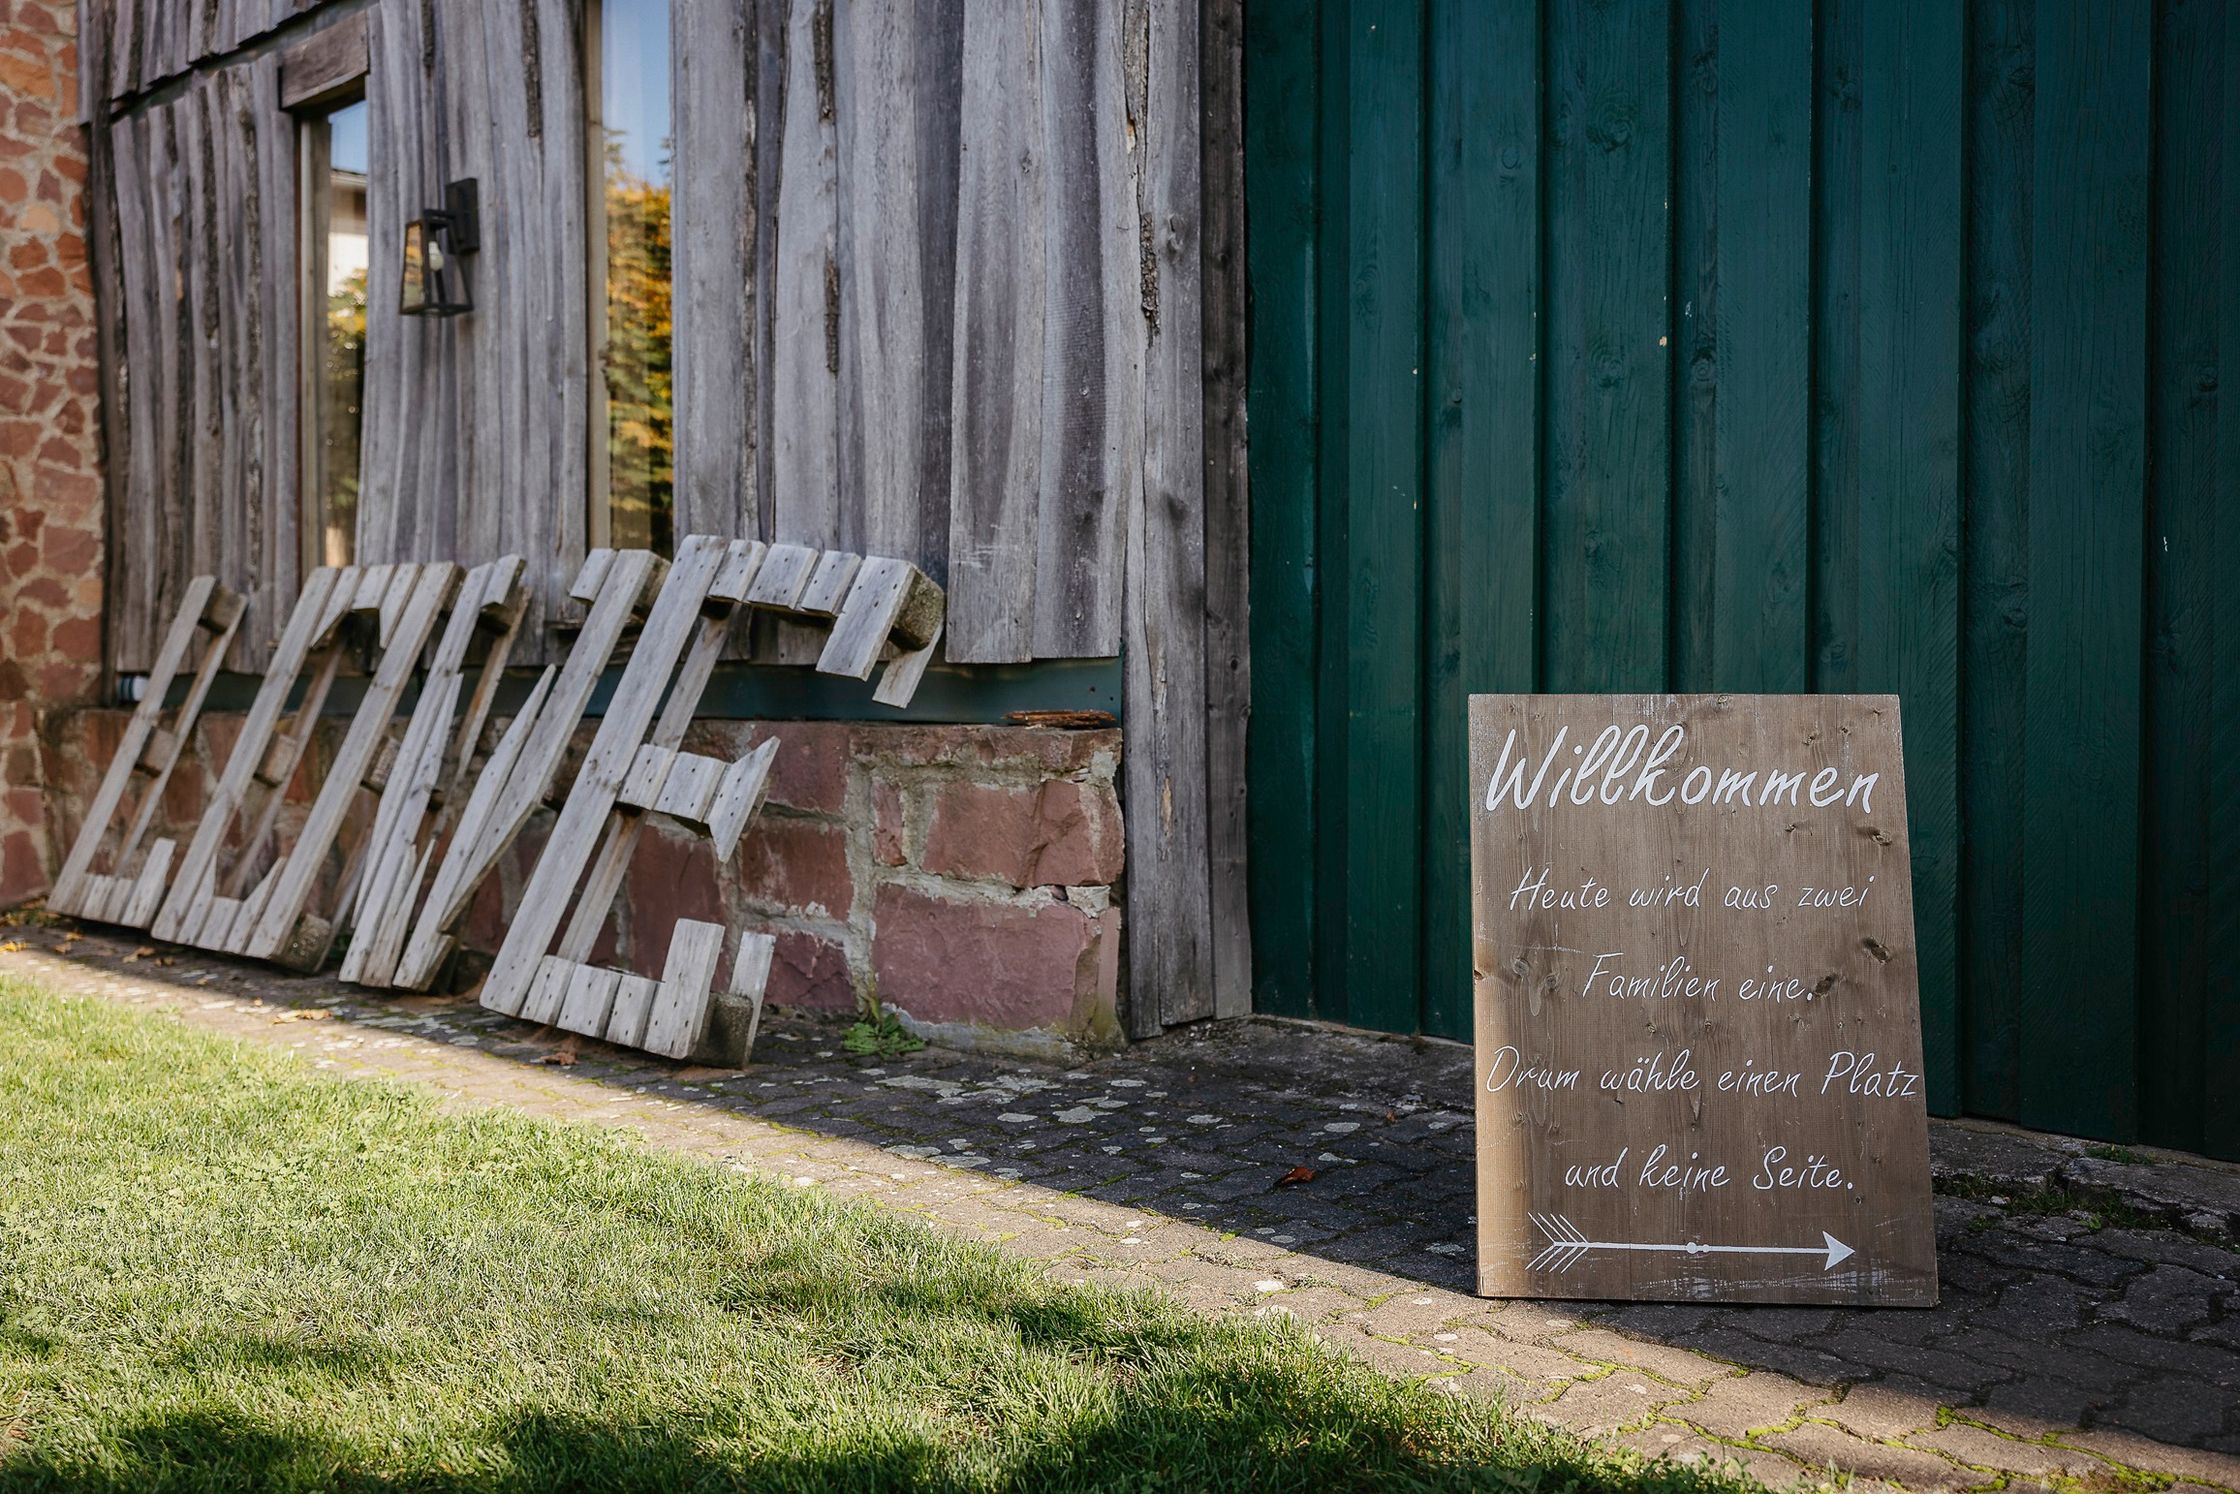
[82,0,1233,1035]
[1247,0,2240,1159]
[82,0,1197,675]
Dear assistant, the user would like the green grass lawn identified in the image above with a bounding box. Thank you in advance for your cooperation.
[0,979,1762,1492]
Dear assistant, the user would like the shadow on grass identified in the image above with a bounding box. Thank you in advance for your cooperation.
[0,1400,1743,1494]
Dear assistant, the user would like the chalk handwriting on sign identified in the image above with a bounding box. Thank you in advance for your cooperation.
[1470,695,1937,1306]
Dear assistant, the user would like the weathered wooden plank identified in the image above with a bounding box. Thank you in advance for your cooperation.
[341,556,528,987]
[704,739,778,858]
[767,0,842,558]
[278,10,368,109]
[605,972,661,1049]
[744,543,820,608]
[870,621,942,710]
[942,0,1045,661]
[834,0,961,562]
[151,568,343,942]
[797,550,861,616]
[1857,0,1965,1112]
[482,539,729,1016]
[2018,0,2149,1141]
[50,576,237,917]
[1126,0,1213,1033]
[246,564,459,967]
[522,955,573,1028]
[652,754,724,826]
[557,962,624,1038]
[672,0,759,540]
[1240,0,1318,1021]
[1029,0,1130,657]
[644,919,726,1060]
[552,543,765,968]
[1418,0,1538,1042]
[815,557,943,679]
[1200,0,1248,1020]
[397,550,663,989]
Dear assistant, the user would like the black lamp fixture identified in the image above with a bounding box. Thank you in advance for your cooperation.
[400,178,480,317]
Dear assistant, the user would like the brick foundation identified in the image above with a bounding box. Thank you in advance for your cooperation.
[0,2,103,905]
[40,711,1126,1057]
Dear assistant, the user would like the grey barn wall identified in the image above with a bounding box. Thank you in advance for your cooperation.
[75,0,1244,1035]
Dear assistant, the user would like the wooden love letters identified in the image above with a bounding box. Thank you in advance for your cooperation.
[1470,694,1937,1307]
[63,534,948,1068]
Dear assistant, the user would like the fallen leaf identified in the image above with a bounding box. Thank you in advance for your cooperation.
[124,946,156,963]
[536,1035,583,1067]
[154,956,176,967]
[0,941,24,954]
[1275,1166,1317,1187]
[272,1009,331,1024]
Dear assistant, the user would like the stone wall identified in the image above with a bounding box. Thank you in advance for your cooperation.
[41,711,1127,1057]
[0,0,102,906]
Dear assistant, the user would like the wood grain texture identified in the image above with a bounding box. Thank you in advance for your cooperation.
[481,538,727,1016]
[1470,694,1937,1306]
[278,10,368,107]
[1200,0,1247,1020]
[1126,0,1213,1033]
[767,0,842,561]
[834,0,961,567]
[671,0,759,541]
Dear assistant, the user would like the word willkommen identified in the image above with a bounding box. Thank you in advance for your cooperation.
[1483,723,1879,815]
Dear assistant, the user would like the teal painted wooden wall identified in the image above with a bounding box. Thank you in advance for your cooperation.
[1244,0,2240,1159]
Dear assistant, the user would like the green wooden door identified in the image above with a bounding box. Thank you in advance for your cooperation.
[1244,0,2240,1160]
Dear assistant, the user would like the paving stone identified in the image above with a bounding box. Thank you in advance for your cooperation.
[2101,1262,2226,1334]
[1817,1383,1944,1442]
[1903,1421,2111,1479]
[1544,1372,1685,1435]
[2055,1427,2240,1488]
[1440,1326,1598,1384]
[1672,1370,1832,1441]
[1547,1326,1733,1388]
[1762,1423,1971,1491]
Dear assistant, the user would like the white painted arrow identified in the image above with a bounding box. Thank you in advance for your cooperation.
[1527,1214,1856,1274]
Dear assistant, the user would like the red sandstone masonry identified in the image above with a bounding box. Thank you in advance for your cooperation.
[40,712,1126,1055]
[0,0,102,906]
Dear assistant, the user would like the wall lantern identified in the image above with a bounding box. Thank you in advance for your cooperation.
[400,178,480,317]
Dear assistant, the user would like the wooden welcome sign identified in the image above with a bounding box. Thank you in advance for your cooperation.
[1470,695,1937,1306]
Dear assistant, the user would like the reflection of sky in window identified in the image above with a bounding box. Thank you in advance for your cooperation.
[603,0,671,184]
[329,99,368,175]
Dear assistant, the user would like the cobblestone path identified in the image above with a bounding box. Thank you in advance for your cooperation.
[6,933,2236,1493]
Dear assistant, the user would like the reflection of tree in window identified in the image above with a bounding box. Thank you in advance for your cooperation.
[604,143,671,555]
[322,265,366,564]
[598,0,673,556]
[309,97,368,567]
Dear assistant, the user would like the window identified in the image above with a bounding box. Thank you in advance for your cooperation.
[300,98,368,570]
[587,0,674,555]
